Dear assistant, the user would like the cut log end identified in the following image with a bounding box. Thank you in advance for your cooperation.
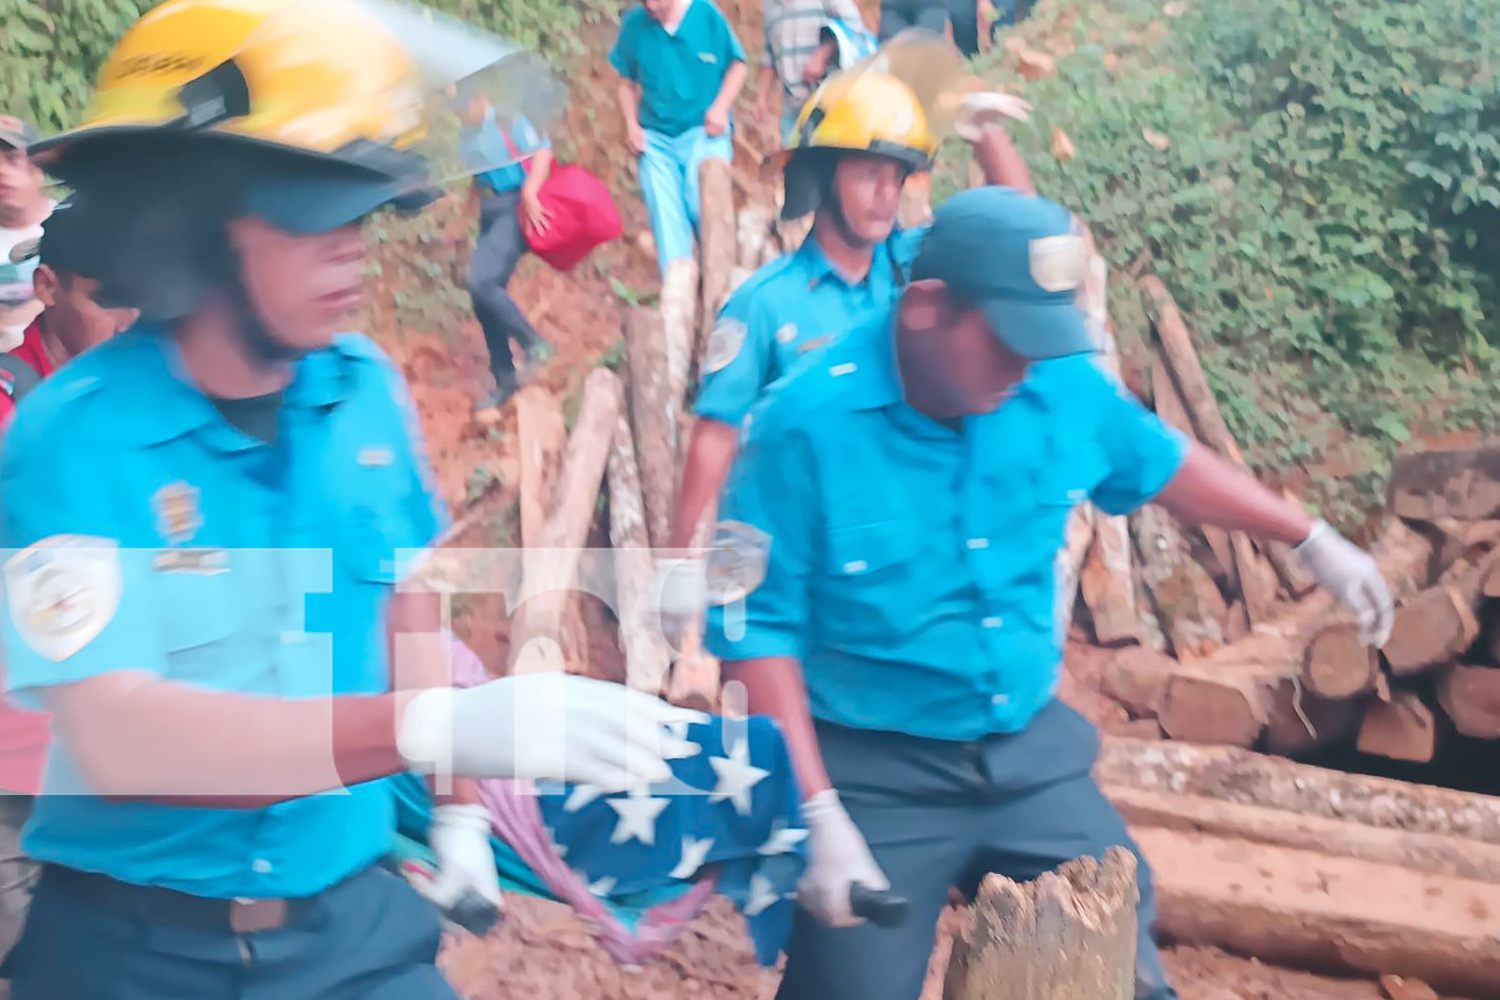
[1302,620,1379,699]
[1437,664,1500,740]
[1158,673,1268,748]
[1385,583,1481,676]
[1357,692,1437,763]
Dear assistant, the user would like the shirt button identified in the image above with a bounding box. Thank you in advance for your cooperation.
[251,859,273,875]
[982,616,1003,628]
[843,559,868,575]
[829,363,858,377]
[966,538,989,550]
[991,694,1010,707]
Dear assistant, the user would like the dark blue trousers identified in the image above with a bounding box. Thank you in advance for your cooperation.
[2,864,458,1000]
[777,700,1176,1000]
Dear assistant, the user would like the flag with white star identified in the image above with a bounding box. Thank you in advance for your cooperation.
[391,639,808,968]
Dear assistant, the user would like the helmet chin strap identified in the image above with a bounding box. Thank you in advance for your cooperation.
[220,239,308,367]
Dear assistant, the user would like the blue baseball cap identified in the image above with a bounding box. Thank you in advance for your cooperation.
[240,168,433,235]
[910,186,1096,360]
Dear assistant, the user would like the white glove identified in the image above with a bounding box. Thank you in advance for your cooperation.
[1295,519,1395,647]
[397,674,707,789]
[651,554,708,645]
[953,91,1033,142]
[797,789,889,928]
[422,803,504,910]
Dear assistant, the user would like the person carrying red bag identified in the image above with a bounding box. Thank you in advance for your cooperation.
[458,92,621,415]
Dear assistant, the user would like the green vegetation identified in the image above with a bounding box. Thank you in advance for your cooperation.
[939,0,1500,528]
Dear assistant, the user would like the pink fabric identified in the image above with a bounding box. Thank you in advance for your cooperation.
[448,637,716,964]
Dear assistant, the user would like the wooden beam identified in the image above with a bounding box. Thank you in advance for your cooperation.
[623,306,676,550]
[697,158,736,349]
[508,369,623,674]
[1138,826,1500,998]
[606,413,672,696]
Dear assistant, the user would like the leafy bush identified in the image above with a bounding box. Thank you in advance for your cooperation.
[940,0,1500,527]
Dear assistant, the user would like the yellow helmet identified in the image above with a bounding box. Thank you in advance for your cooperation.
[770,71,937,220]
[30,0,426,180]
[777,72,936,170]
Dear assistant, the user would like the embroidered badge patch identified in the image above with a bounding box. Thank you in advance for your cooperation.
[4,535,122,661]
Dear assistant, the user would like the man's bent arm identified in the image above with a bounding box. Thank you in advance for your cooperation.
[724,655,831,799]
[710,60,750,119]
[669,418,742,549]
[46,672,418,808]
[971,125,1034,195]
[1155,442,1314,546]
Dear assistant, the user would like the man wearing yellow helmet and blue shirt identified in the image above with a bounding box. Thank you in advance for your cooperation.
[0,1,699,997]
[705,186,1396,1000]
[656,55,1034,628]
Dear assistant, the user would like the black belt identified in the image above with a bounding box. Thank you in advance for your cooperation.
[40,864,320,934]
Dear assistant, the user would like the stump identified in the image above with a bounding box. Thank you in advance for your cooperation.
[943,848,1139,1000]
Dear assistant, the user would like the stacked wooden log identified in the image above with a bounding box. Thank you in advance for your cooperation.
[511,159,798,708]
[1101,439,1500,767]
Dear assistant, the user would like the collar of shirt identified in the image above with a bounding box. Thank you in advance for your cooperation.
[121,324,353,448]
[794,232,902,300]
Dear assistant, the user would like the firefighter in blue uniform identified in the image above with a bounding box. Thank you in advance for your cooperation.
[707,186,1396,1000]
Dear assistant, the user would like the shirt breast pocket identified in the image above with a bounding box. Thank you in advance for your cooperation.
[1032,438,1110,537]
[157,568,246,685]
[816,521,918,644]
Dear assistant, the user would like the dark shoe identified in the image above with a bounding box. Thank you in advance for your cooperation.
[475,369,522,417]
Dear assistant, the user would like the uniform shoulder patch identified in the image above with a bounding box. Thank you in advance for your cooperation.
[703,318,748,375]
[4,535,122,662]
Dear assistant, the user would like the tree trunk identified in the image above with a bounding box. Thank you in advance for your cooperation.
[1097,736,1500,844]
[1080,518,1142,646]
[1262,676,1363,757]
[697,158,736,346]
[1388,441,1500,524]
[623,306,676,550]
[515,385,589,671]
[732,203,773,291]
[1103,784,1500,884]
[1140,275,1278,622]
[1157,667,1274,748]
[1058,504,1096,637]
[1357,692,1438,763]
[1437,664,1500,740]
[607,414,673,696]
[661,256,700,459]
[1137,826,1500,999]
[508,369,624,674]
[943,848,1138,1000]
[1385,564,1486,677]
[1149,354,1235,585]
[1130,504,1227,659]
[1302,620,1380,699]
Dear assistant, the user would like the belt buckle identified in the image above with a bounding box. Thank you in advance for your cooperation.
[230,897,288,934]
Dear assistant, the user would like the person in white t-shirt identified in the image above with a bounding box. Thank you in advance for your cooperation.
[0,117,53,352]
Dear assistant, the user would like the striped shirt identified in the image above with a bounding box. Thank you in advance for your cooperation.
[762,0,867,107]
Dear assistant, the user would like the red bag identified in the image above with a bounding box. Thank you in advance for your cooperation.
[496,124,621,272]
[524,164,623,271]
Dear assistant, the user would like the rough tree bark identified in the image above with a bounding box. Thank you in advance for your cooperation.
[1388,441,1500,524]
[1140,275,1278,624]
[515,386,590,665]
[697,158,737,349]
[943,848,1138,1000]
[1130,503,1228,659]
[508,369,624,674]
[623,306,676,550]
[607,414,673,696]
[661,256,700,459]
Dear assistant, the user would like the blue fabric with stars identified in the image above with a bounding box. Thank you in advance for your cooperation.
[392,714,806,966]
[538,715,804,964]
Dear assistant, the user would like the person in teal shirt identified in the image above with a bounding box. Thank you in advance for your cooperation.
[0,3,698,997]
[610,0,748,276]
[705,187,1395,1000]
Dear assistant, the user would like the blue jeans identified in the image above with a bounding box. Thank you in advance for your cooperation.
[775,700,1176,1000]
[639,125,734,276]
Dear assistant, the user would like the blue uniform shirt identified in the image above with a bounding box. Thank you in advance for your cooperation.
[460,109,551,195]
[0,327,448,897]
[694,227,924,426]
[705,318,1189,741]
[609,0,747,138]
